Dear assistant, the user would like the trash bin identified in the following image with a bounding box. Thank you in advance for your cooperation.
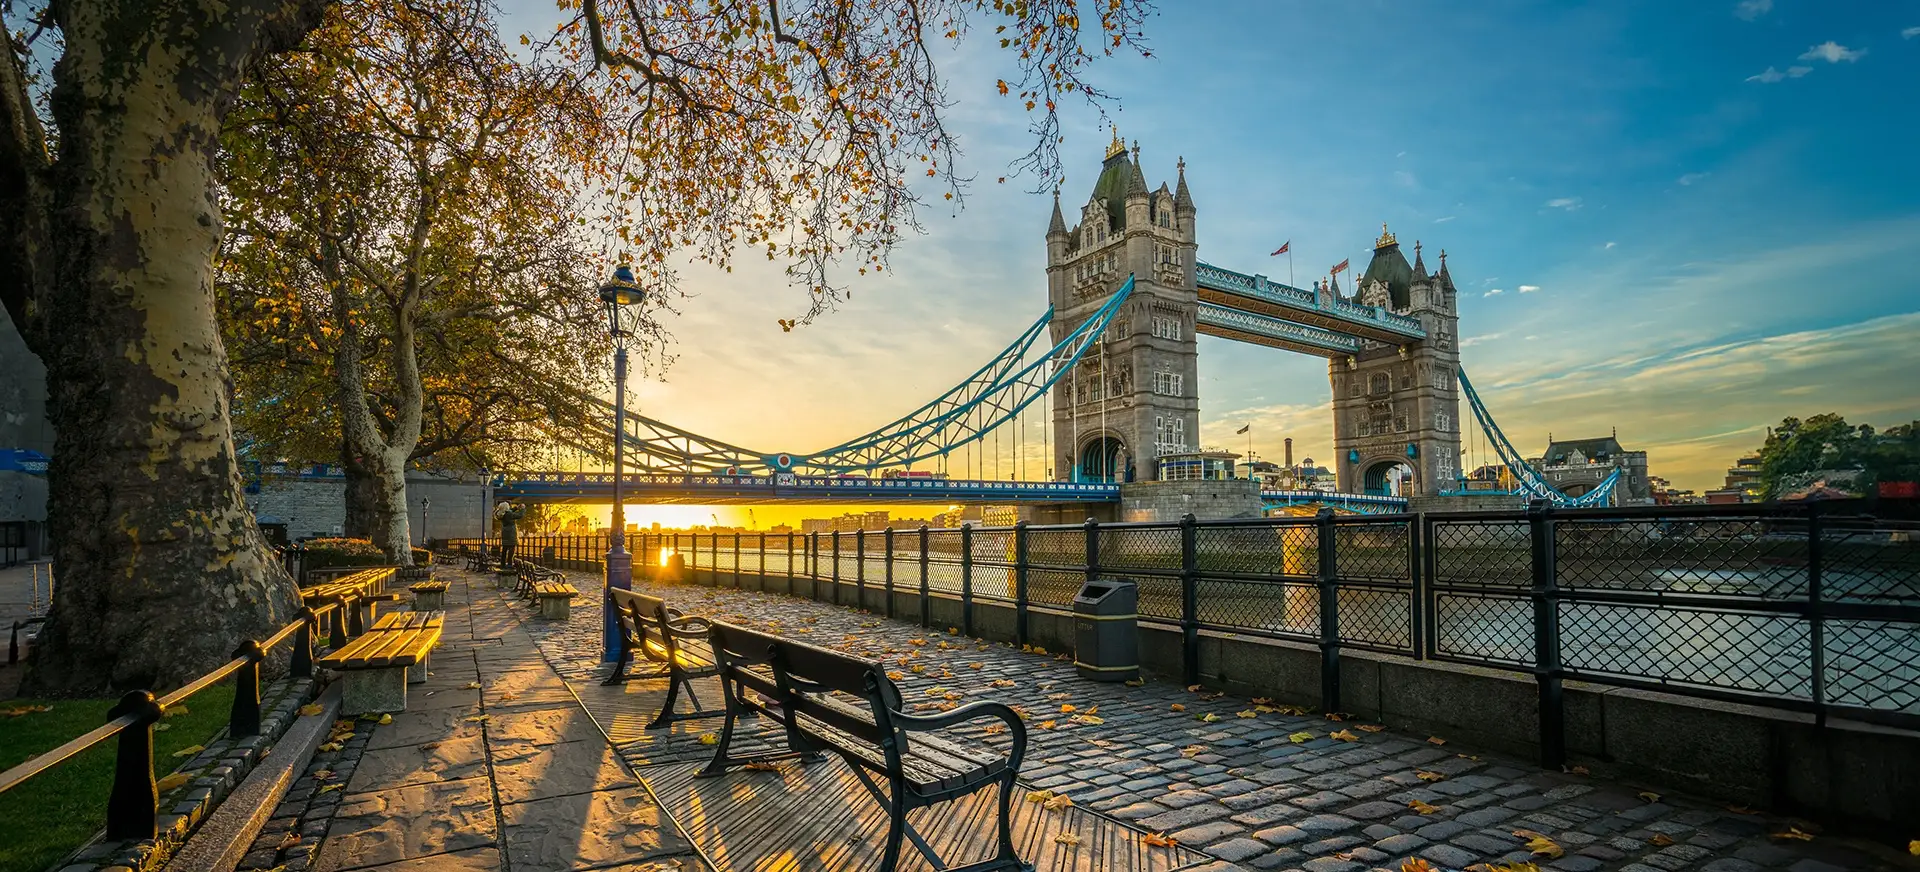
[1073,579,1139,682]
[542,545,557,564]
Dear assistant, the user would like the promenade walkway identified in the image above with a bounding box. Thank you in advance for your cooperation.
[253,566,1903,872]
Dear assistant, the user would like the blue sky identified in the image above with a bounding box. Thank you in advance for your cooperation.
[508,0,1920,497]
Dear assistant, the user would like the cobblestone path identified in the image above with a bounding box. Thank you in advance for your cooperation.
[526,572,1907,872]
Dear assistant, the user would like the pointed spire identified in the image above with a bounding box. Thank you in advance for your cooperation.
[1437,248,1455,289]
[1411,240,1427,278]
[1047,188,1067,236]
[1127,141,1148,197]
[1174,155,1194,212]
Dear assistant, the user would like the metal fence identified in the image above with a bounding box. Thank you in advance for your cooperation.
[639,502,1920,766]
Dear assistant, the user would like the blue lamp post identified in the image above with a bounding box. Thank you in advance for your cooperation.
[600,265,644,662]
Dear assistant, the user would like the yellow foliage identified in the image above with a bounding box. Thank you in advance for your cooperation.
[1407,799,1441,814]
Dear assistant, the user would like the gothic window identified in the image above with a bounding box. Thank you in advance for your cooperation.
[1151,316,1182,341]
[1085,376,1103,403]
[1369,373,1391,396]
[1399,374,1413,390]
[1435,371,1452,391]
[1368,400,1393,433]
[1154,417,1187,455]
[1434,412,1452,432]
[1153,371,1183,397]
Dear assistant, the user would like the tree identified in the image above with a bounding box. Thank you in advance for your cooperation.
[0,0,330,694]
[1754,413,1919,499]
[217,0,625,563]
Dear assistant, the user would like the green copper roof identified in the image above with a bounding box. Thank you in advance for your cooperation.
[1360,242,1413,309]
[1089,152,1135,229]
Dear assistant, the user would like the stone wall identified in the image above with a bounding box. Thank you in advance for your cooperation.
[0,305,50,557]
[1118,479,1260,522]
[247,474,485,542]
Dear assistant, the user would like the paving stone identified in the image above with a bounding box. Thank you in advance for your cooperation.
[1374,834,1427,854]
[343,735,488,793]
[1206,837,1272,862]
[1415,820,1470,841]
[1295,814,1360,834]
[1299,835,1365,856]
[500,785,693,869]
[1224,784,1305,811]
[1339,801,1405,821]
[1732,844,1797,866]
[314,777,496,870]
[1550,856,1605,872]
[1454,807,1515,828]
[1254,825,1312,846]
[1158,789,1217,809]
[1701,860,1762,872]
[1234,804,1308,827]
[1109,801,1168,822]
[1419,844,1481,869]
[1170,821,1246,845]
[1300,858,1360,872]
[1452,832,1520,855]
[1139,803,1234,831]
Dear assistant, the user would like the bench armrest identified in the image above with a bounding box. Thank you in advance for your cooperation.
[665,615,711,635]
[890,702,1027,770]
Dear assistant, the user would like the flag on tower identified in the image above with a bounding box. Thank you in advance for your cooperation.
[1270,241,1290,256]
[1235,423,1251,435]
[1331,258,1351,275]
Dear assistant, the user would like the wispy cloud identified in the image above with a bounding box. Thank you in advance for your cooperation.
[1484,288,1504,297]
[1677,172,1711,186]
[1460,333,1504,348]
[1544,197,1582,211]
[1733,0,1772,21]
[1433,215,1456,223]
[1605,242,1618,250]
[1902,26,1920,39]
[1518,285,1541,293]
[1746,65,1811,83]
[1393,170,1418,188]
[1800,41,1866,63]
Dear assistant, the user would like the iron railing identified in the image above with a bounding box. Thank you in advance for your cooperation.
[441,534,610,571]
[641,501,1920,767]
[0,601,341,841]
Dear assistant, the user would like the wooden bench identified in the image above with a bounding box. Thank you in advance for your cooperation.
[532,580,578,620]
[464,547,492,573]
[510,558,564,599]
[318,611,444,715]
[606,588,725,728]
[409,579,451,611]
[702,621,1028,872]
[300,567,399,647]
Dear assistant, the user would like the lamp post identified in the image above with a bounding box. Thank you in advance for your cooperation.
[600,265,644,662]
[420,497,430,548]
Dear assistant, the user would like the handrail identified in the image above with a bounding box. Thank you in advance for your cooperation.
[0,597,344,841]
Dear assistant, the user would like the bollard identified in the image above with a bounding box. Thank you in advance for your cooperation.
[105,691,164,841]
[230,639,265,737]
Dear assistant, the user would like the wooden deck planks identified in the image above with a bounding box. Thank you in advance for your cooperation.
[640,756,1212,872]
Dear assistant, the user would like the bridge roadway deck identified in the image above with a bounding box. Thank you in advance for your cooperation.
[524,570,1904,872]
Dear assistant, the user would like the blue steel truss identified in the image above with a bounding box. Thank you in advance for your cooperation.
[1457,367,1619,508]
[1195,303,1362,356]
[1194,262,1426,339]
[560,277,1137,476]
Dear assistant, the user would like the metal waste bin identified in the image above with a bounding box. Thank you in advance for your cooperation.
[1073,579,1139,682]
[542,546,557,563]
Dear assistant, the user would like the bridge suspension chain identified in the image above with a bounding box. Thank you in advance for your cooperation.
[1456,366,1619,507]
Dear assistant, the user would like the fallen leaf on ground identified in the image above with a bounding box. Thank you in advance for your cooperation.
[1169,703,1185,712]
[1401,859,1434,872]
[1649,834,1675,847]
[464,714,490,723]
[1071,715,1104,725]
[318,742,343,753]
[298,704,324,717]
[887,671,906,680]
[312,769,333,781]
[172,745,205,758]
[155,773,190,792]
[1408,798,1442,814]
[697,733,719,745]
[1357,724,1385,732]
[1043,794,1073,811]
[1567,765,1590,775]
[1026,789,1054,803]
[1124,679,1146,687]
[319,783,343,793]
[743,761,783,772]
[910,664,926,673]
[989,679,1016,688]
[1187,684,1203,692]
[1330,729,1359,742]
[278,832,302,850]
[1415,770,1446,782]
[1908,840,1919,856]
[1426,736,1446,745]
[1237,710,1259,719]
[1324,712,1345,721]
[1526,836,1564,859]
[1637,790,1661,803]
[1198,712,1220,723]
[465,681,482,689]
[1728,805,1758,814]
[983,724,1006,735]
[1288,731,1315,743]
[1053,832,1080,847]
[969,663,984,670]
[377,714,393,725]
[1059,704,1076,713]
[1143,832,1179,848]
[1180,745,1205,758]
[1037,720,1057,730]
[1772,827,1814,842]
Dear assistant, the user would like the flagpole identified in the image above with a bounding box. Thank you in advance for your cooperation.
[1288,248,1294,289]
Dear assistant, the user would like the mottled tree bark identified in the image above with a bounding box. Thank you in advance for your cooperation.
[2,0,330,695]
[340,442,379,539]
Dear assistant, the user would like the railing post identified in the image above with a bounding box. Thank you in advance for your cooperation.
[787,532,796,595]
[884,527,897,619]
[960,524,974,636]
[230,639,265,737]
[831,530,842,604]
[328,601,348,650]
[856,529,868,609]
[918,525,931,628]
[1807,503,1826,728]
[758,531,766,586]
[1014,521,1030,647]
[1409,513,1427,660]
[1084,516,1101,588]
[105,690,163,841]
[1527,499,1565,768]
[1181,513,1200,686]
[1316,507,1341,715]
[733,530,742,588]
[810,531,821,599]
[290,608,315,680]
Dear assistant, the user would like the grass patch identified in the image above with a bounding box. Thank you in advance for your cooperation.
[0,685,235,872]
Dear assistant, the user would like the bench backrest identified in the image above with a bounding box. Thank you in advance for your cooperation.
[610,588,679,658]
[707,620,905,750]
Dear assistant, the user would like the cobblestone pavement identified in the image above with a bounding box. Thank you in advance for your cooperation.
[527,571,1910,872]
[239,571,706,872]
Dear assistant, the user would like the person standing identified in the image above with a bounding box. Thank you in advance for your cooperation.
[494,501,525,569]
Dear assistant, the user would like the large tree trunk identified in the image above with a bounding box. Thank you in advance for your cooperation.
[340,441,380,539]
[369,448,413,564]
[16,0,330,695]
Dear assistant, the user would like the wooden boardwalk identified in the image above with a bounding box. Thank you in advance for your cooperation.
[570,674,1221,872]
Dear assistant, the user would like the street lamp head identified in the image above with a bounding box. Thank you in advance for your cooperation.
[600,264,644,339]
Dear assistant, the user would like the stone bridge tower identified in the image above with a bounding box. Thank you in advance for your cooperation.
[1045,132,1198,482]
[1330,226,1464,496]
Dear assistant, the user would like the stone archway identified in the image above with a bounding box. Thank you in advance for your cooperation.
[1361,458,1416,497]
[1079,436,1127,483]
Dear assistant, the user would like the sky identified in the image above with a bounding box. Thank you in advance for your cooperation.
[502,0,1920,528]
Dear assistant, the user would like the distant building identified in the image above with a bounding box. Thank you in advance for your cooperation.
[1705,452,1764,503]
[1530,433,1652,506]
[1649,475,1699,505]
[769,523,794,535]
[800,518,832,534]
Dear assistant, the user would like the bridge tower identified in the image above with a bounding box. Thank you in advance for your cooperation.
[1046,132,1198,482]
[1329,227,1464,496]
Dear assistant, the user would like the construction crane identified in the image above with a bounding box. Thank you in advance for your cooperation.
[747,509,756,530]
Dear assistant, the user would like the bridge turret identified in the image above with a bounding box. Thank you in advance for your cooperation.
[1124,142,1151,231]
[1173,156,1195,239]
[1046,189,1069,266]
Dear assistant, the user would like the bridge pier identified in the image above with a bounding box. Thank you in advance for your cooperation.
[1118,479,1260,523]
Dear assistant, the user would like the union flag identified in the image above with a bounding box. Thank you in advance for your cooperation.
[1270,241,1290,256]
[1331,258,1351,275]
